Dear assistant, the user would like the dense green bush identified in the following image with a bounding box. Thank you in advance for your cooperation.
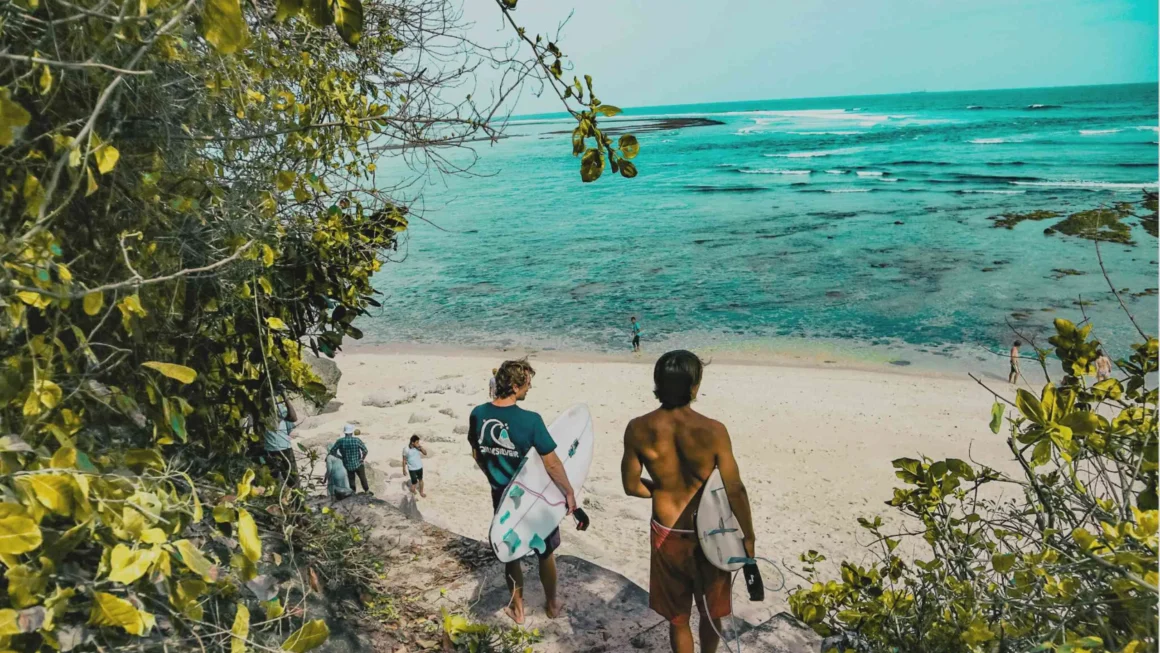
[789,320,1158,653]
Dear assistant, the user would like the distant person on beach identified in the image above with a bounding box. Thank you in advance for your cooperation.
[621,350,757,653]
[489,367,498,399]
[467,359,578,624]
[1008,341,1022,384]
[329,424,371,494]
[1095,350,1113,382]
[631,316,643,352]
[402,435,427,497]
[264,388,299,487]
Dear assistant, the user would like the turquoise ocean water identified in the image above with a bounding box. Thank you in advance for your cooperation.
[364,83,1158,369]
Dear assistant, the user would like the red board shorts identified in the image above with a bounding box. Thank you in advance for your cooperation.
[649,521,732,625]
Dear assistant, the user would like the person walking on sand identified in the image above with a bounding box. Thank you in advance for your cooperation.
[631,316,643,352]
[329,424,371,494]
[621,350,758,653]
[467,359,577,624]
[1008,340,1022,384]
[489,368,499,400]
[1095,349,1113,382]
[402,435,427,497]
[264,387,299,487]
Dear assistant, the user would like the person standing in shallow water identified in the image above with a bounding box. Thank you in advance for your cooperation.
[1008,340,1022,384]
[631,316,643,352]
[621,350,757,653]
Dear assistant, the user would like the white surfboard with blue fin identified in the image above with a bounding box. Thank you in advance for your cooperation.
[696,468,750,571]
[488,403,594,563]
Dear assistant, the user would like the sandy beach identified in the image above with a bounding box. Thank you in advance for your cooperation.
[292,345,1020,621]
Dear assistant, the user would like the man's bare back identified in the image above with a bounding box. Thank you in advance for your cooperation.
[622,405,755,553]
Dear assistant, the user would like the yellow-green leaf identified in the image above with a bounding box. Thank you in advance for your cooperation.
[989,402,1004,434]
[50,447,76,469]
[281,619,329,653]
[203,0,251,54]
[88,592,155,635]
[38,65,53,95]
[124,448,166,470]
[0,89,31,147]
[262,244,276,267]
[141,361,197,384]
[85,165,99,196]
[237,468,255,501]
[231,603,250,653]
[107,544,159,585]
[595,105,621,117]
[274,0,301,21]
[238,509,261,563]
[17,473,75,515]
[275,171,295,191]
[173,540,220,582]
[332,0,363,45]
[265,317,288,331]
[95,144,119,175]
[617,134,639,159]
[0,609,21,636]
[263,599,284,620]
[83,291,104,316]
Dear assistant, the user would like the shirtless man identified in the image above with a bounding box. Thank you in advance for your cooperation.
[621,350,757,653]
[1095,349,1113,382]
[1008,340,1022,384]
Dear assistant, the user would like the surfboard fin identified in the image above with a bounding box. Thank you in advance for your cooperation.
[529,533,545,554]
[509,485,524,510]
[503,529,521,554]
[499,510,511,525]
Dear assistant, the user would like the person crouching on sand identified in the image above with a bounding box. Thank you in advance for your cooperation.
[621,350,757,653]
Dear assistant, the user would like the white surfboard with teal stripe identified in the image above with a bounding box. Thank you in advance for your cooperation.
[488,404,594,563]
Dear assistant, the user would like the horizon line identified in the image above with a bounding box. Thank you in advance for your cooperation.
[512,80,1159,120]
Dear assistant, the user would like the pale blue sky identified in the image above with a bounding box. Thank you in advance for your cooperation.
[464,0,1158,112]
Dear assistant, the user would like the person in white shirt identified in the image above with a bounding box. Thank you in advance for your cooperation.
[402,435,428,497]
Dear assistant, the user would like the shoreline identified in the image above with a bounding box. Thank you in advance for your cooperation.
[294,346,1026,619]
[344,337,1034,386]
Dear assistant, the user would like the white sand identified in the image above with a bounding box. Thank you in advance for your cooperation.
[292,345,1017,620]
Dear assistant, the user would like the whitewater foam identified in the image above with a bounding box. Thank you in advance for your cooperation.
[824,170,849,175]
[1079,129,1122,135]
[764,147,863,159]
[738,169,812,175]
[970,138,1006,144]
[1011,180,1158,190]
[826,189,871,193]
[856,171,885,177]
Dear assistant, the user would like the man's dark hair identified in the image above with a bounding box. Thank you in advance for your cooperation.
[1014,340,1023,347]
[494,359,536,399]
[654,350,704,409]
[410,435,420,444]
[631,316,636,320]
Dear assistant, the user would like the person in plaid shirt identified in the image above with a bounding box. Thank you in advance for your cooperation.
[328,424,370,494]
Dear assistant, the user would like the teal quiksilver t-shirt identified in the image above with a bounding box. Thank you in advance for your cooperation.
[467,403,556,488]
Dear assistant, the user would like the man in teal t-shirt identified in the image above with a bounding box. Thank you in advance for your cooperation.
[468,359,576,625]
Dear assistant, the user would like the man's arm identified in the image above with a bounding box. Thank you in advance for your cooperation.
[542,451,576,514]
[714,425,757,558]
[621,423,653,499]
[282,396,298,423]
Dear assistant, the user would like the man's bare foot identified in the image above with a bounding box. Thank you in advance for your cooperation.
[503,601,525,624]
[420,491,427,498]
[545,600,564,620]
